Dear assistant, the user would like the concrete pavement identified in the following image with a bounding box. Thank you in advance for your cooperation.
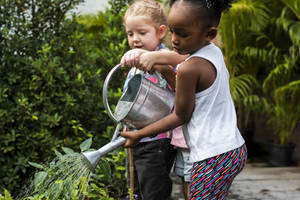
[171,162,300,200]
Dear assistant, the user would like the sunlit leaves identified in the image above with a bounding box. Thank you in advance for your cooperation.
[80,138,92,152]
[62,147,75,154]
[220,0,299,140]
[230,74,258,102]
[33,172,48,191]
[28,162,44,170]
[281,0,300,19]
[0,190,13,200]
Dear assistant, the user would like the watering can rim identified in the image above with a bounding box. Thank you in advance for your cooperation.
[103,64,152,123]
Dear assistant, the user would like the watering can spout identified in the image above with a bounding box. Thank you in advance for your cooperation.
[82,136,126,170]
[82,150,102,170]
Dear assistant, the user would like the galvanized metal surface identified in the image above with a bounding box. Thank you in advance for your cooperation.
[103,64,174,129]
[117,74,174,128]
[82,136,126,169]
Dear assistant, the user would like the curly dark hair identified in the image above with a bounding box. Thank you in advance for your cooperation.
[169,0,233,26]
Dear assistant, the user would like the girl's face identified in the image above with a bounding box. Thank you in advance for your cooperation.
[168,1,210,55]
[125,15,165,51]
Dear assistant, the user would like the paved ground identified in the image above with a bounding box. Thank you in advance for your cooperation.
[171,162,300,200]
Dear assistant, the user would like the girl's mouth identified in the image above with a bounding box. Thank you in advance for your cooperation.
[173,47,180,53]
[134,45,143,48]
[173,47,186,54]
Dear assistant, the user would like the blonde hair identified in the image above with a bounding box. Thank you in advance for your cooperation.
[124,0,167,28]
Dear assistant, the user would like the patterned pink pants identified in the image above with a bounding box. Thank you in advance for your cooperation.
[190,144,247,200]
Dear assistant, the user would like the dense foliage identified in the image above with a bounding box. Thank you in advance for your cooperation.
[219,0,300,144]
[0,0,131,197]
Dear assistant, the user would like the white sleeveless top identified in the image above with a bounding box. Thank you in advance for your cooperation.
[181,43,245,162]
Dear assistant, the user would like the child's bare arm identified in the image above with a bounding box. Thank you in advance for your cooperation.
[139,50,188,89]
[120,48,149,67]
[140,50,188,70]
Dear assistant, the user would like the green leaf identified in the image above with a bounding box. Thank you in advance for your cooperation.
[49,180,64,199]
[31,115,38,120]
[3,190,13,200]
[54,150,63,158]
[97,158,112,182]
[80,138,92,152]
[61,147,74,154]
[34,171,48,190]
[28,162,44,169]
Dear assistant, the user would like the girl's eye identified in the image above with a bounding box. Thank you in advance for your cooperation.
[139,31,146,35]
[127,32,133,37]
[172,31,188,38]
[179,33,188,38]
[169,28,188,38]
[175,30,188,38]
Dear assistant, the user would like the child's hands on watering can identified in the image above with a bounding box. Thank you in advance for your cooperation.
[120,49,148,68]
[139,51,158,73]
[120,131,141,147]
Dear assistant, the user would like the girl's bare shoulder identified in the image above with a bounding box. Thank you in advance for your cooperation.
[178,57,213,75]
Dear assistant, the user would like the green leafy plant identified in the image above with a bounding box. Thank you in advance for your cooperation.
[248,0,300,146]
[7,137,127,200]
[219,0,299,147]
[0,190,13,200]
[218,0,269,130]
[0,0,129,193]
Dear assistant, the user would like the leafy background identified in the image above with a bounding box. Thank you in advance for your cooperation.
[0,0,131,198]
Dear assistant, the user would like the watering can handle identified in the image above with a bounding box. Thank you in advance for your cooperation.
[102,64,121,123]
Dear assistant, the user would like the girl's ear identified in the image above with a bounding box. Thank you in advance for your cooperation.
[206,27,217,41]
[158,24,167,40]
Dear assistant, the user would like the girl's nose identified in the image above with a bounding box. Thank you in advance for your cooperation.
[170,33,179,45]
[133,34,140,42]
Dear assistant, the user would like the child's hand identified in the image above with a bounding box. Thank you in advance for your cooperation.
[139,51,158,72]
[120,131,141,147]
[120,49,148,67]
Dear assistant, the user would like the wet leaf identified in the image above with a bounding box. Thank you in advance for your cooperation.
[62,147,74,154]
[49,180,64,199]
[97,158,111,182]
[34,171,48,190]
[80,138,92,152]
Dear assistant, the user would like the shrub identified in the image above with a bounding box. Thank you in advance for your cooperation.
[0,0,129,196]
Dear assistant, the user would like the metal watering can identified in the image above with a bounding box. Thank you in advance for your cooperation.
[82,64,174,169]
